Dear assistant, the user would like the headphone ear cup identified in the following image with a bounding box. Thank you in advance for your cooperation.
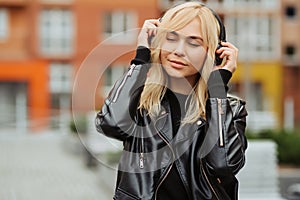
[215,43,223,66]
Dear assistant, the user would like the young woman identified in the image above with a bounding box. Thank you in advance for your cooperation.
[95,1,248,199]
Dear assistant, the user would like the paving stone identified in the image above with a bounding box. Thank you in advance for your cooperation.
[0,132,114,200]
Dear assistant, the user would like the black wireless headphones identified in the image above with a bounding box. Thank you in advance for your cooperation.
[203,3,227,65]
[160,1,226,65]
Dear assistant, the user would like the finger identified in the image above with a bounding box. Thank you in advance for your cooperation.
[218,46,238,57]
[147,28,157,37]
[144,19,160,28]
[217,45,237,53]
[147,19,160,26]
[218,48,235,58]
[221,41,238,52]
[212,65,223,71]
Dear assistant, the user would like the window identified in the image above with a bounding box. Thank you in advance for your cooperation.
[230,81,263,110]
[224,0,278,8]
[251,82,263,111]
[49,63,72,93]
[225,15,276,60]
[0,9,9,40]
[160,0,191,5]
[41,0,73,3]
[256,17,273,52]
[285,6,297,18]
[285,45,297,63]
[0,82,27,130]
[102,65,127,96]
[286,45,296,56]
[103,11,137,44]
[39,9,74,56]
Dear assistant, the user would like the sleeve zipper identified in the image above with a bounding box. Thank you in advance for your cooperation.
[139,136,145,169]
[217,99,224,147]
[139,152,144,169]
[112,64,136,103]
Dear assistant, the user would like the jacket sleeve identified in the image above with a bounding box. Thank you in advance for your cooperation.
[95,47,151,141]
[202,70,248,177]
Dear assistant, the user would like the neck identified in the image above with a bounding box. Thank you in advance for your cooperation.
[167,74,199,95]
[167,77,194,95]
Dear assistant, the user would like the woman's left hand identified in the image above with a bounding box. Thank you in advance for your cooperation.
[213,42,239,74]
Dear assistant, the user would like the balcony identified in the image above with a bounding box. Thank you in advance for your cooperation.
[157,0,279,13]
[40,0,73,6]
[0,0,27,7]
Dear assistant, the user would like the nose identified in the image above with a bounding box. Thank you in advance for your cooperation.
[174,40,185,57]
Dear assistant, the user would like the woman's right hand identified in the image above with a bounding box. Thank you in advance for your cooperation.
[137,19,160,49]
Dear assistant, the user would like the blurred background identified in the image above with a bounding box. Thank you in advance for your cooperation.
[0,0,300,199]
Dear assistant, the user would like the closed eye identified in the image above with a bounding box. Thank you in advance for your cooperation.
[186,37,203,47]
[166,31,179,42]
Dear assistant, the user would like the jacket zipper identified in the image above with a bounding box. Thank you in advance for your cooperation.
[139,152,144,169]
[112,64,136,103]
[200,161,220,200]
[139,136,145,169]
[217,99,224,147]
[154,162,173,200]
[153,112,175,200]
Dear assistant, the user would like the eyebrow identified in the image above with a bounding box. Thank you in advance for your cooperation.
[169,31,203,41]
[188,36,203,41]
[168,31,179,36]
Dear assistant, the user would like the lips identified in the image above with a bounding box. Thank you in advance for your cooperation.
[168,59,187,69]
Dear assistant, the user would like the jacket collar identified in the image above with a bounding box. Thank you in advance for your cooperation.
[154,98,206,143]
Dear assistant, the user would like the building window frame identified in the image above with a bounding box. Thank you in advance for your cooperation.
[41,0,73,3]
[0,8,9,41]
[102,65,127,96]
[49,62,72,94]
[225,15,277,60]
[39,9,75,56]
[284,45,298,64]
[285,5,297,19]
[102,11,137,44]
[224,0,278,9]
[286,45,296,56]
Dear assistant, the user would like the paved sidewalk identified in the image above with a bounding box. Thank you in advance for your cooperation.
[0,132,114,200]
[279,166,300,200]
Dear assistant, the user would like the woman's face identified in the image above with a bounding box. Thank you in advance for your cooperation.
[160,18,207,86]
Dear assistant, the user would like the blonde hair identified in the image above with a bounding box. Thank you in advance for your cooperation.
[139,1,221,123]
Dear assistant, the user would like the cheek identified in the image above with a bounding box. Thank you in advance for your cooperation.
[160,49,169,64]
[188,49,207,70]
[161,40,177,52]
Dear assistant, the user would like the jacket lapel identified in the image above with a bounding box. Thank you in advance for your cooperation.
[154,100,173,142]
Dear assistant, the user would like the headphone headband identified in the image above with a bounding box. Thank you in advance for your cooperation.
[190,1,227,65]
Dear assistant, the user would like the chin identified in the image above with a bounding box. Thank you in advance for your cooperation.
[163,67,184,79]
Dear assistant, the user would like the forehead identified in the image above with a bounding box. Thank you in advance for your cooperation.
[175,18,202,38]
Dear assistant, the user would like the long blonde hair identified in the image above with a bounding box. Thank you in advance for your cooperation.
[139,2,221,123]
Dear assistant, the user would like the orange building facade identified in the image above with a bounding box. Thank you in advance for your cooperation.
[1,0,299,132]
[0,1,50,131]
[0,60,49,130]
[0,0,159,131]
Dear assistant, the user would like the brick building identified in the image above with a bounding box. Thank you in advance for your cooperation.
[0,0,159,131]
[1,0,299,132]
[281,0,300,129]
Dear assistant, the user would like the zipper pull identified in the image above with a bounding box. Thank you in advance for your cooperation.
[217,99,224,114]
[217,99,224,147]
[139,153,144,169]
[127,64,136,76]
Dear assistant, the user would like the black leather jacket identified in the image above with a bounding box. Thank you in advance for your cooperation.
[95,59,248,200]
